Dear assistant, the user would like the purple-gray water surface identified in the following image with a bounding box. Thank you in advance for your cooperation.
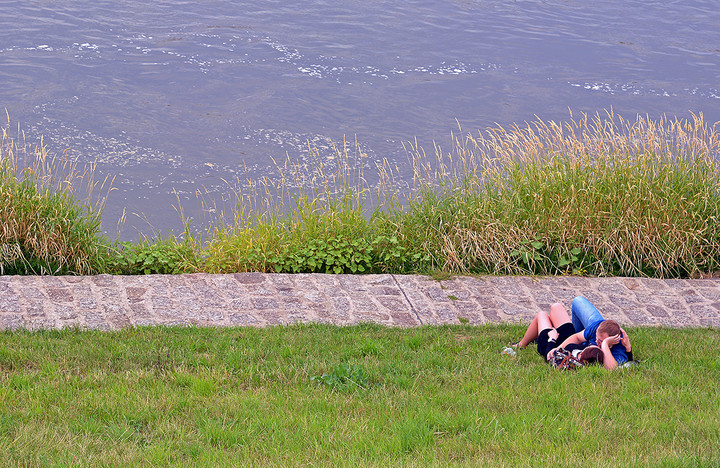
[1,0,719,239]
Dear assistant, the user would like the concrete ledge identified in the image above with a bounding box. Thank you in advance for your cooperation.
[1,273,719,331]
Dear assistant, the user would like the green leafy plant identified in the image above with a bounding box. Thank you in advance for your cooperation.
[558,247,585,275]
[107,236,198,275]
[371,235,430,273]
[268,236,373,274]
[310,363,369,391]
[510,239,590,275]
[510,239,545,272]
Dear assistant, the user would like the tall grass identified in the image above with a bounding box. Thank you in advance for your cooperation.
[3,112,719,277]
[0,118,111,274]
[201,138,384,273]
[197,111,720,278]
[393,111,720,277]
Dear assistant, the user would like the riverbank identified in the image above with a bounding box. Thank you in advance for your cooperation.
[3,112,720,278]
[2,272,718,331]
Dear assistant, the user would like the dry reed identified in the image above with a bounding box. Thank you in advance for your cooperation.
[397,111,720,277]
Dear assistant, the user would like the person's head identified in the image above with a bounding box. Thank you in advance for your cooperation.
[596,319,621,347]
[578,345,604,365]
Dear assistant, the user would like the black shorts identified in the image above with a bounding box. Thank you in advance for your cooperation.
[536,322,576,361]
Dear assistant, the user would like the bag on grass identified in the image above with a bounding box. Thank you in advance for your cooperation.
[549,348,584,370]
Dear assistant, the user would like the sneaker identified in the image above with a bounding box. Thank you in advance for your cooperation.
[578,346,604,365]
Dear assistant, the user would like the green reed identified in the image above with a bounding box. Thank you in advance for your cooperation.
[0,119,112,275]
[197,111,720,278]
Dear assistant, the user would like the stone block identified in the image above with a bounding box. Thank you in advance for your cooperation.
[227,313,261,325]
[78,297,98,310]
[126,287,147,303]
[226,297,252,311]
[55,305,77,320]
[0,297,21,313]
[697,288,720,301]
[26,317,57,331]
[0,314,24,330]
[699,317,720,327]
[251,298,279,310]
[598,282,628,295]
[91,274,116,287]
[642,279,668,290]
[233,272,265,284]
[389,312,420,326]
[22,287,46,300]
[647,305,669,318]
[152,295,173,309]
[680,290,705,304]
[47,288,73,303]
[370,286,401,296]
[609,295,640,309]
[376,296,408,312]
[425,287,449,302]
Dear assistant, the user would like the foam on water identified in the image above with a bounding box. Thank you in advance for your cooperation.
[569,82,720,100]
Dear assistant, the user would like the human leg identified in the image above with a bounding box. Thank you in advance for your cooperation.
[571,296,604,332]
[549,302,572,328]
[516,311,552,348]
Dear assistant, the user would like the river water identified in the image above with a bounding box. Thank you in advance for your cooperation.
[1,0,719,239]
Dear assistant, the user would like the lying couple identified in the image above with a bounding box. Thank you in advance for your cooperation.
[514,297,634,370]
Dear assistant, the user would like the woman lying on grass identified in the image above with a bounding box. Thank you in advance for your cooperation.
[513,302,605,369]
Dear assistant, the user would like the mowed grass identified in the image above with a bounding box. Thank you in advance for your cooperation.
[0,324,717,466]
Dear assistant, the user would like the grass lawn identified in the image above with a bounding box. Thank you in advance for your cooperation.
[0,324,718,466]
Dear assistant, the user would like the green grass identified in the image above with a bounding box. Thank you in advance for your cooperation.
[159,111,720,278]
[0,324,718,466]
[1,121,111,275]
[3,111,720,278]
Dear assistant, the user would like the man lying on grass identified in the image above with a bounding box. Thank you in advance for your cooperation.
[548,296,634,370]
[513,302,605,369]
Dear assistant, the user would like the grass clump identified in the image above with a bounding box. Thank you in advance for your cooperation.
[200,139,430,274]
[0,121,111,275]
[0,324,717,465]
[198,111,720,278]
[382,111,720,277]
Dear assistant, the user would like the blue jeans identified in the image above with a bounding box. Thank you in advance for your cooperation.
[571,297,604,334]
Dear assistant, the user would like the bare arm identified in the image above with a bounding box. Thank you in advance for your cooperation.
[620,327,632,353]
[546,331,586,360]
[601,334,622,370]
